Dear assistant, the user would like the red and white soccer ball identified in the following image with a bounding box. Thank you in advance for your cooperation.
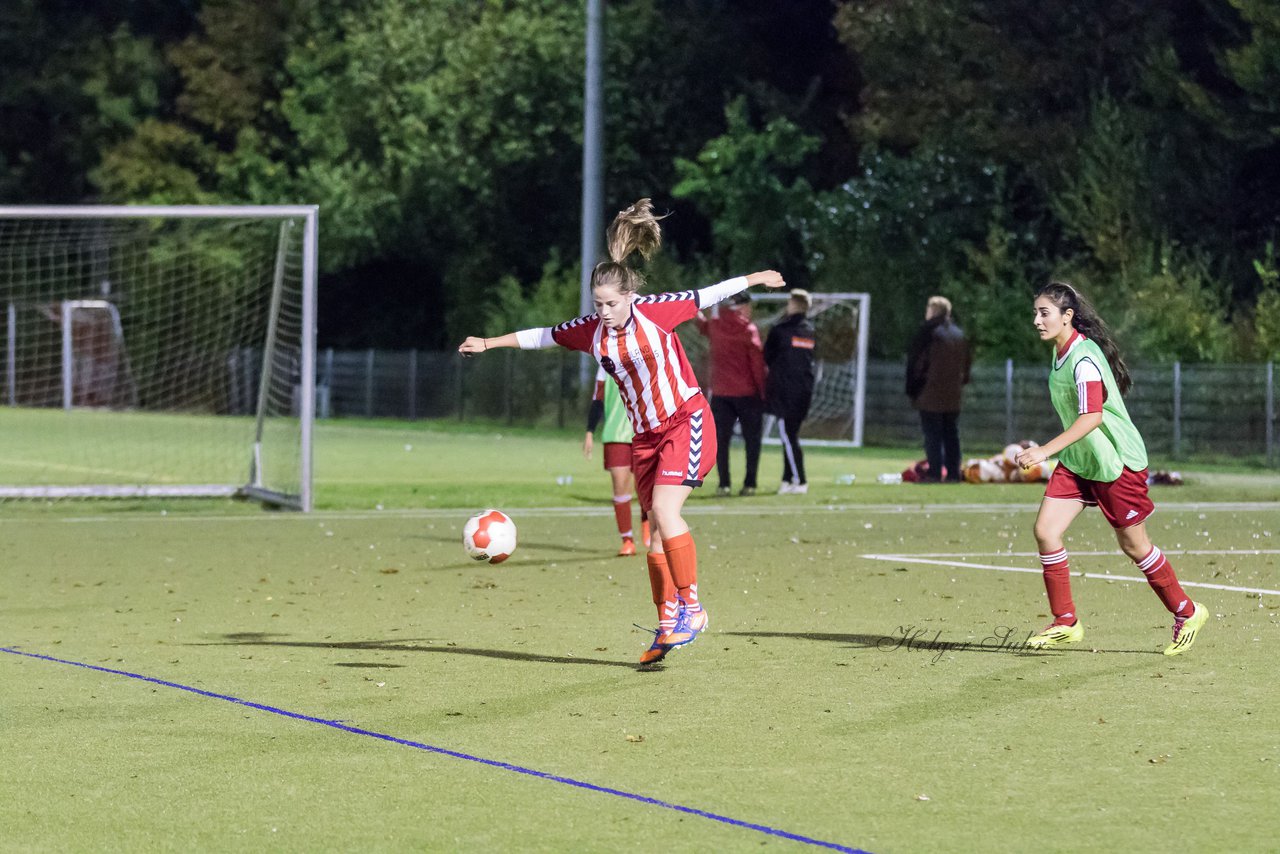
[462,509,518,564]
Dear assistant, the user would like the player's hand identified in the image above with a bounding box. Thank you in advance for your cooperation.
[747,270,786,289]
[1016,446,1047,468]
[583,432,594,459]
[458,337,487,356]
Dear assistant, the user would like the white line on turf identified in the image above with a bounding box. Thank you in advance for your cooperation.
[878,550,1280,557]
[860,554,1280,596]
[2,500,1275,525]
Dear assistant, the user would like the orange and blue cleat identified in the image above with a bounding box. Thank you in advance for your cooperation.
[658,604,709,649]
[637,627,668,665]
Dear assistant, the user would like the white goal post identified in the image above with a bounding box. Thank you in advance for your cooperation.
[700,291,870,447]
[0,205,318,511]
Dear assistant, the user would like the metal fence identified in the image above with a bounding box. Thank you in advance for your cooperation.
[314,349,1279,464]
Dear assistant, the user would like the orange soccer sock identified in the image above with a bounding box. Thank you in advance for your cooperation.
[646,552,678,632]
[663,531,701,612]
[1136,546,1193,617]
[612,493,634,539]
[1039,549,1077,625]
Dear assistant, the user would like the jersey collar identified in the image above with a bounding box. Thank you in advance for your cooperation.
[604,308,638,337]
[1054,330,1084,369]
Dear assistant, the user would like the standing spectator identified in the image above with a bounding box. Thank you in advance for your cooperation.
[764,289,816,494]
[906,295,971,483]
[695,291,767,496]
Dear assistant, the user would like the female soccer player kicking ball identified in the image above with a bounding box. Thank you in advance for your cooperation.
[1015,282,1206,656]
[459,199,785,664]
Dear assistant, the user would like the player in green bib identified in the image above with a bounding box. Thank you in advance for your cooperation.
[1015,282,1206,656]
[584,366,649,556]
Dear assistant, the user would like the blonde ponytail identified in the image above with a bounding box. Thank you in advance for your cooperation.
[592,198,668,296]
[606,198,664,263]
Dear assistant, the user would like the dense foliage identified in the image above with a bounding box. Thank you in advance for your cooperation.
[2,0,1277,360]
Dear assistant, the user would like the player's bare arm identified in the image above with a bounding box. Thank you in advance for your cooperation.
[1017,411,1103,467]
[458,332,520,354]
[745,270,785,289]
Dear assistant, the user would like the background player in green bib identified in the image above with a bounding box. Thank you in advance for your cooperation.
[1015,282,1206,656]
[584,366,649,556]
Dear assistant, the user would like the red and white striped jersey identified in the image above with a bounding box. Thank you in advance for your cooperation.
[553,291,703,434]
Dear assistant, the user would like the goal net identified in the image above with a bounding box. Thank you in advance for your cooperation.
[0,206,317,510]
[692,291,869,447]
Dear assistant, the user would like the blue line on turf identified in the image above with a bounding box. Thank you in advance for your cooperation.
[1,645,870,854]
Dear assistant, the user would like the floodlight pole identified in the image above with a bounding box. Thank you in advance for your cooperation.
[579,0,605,384]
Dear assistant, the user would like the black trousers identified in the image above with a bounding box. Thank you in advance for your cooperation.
[710,395,764,489]
[919,410,962,481]
[775,399,810,485]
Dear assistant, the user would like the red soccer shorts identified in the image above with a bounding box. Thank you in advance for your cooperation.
[1044,463,1154,529]
[631,394,716,512]
[602,441,632,471]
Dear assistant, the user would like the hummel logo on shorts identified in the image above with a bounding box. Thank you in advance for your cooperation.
[661,469,685,478]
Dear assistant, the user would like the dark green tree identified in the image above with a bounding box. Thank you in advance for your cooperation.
[0,1,183,201]
[832,0,1277,359]
[672,97,819,274]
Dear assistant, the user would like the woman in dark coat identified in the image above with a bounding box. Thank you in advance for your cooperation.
[905,295,972,482]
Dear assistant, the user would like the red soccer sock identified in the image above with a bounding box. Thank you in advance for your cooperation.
[612,493,634,539]
[646,552,678,631]
[1040,549,1077,625]
[663,531,701,611]
[1136,546,1193,617]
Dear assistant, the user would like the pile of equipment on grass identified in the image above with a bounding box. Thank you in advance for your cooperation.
[900,442,1054,484]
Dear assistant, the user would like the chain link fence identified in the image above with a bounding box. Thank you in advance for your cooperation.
[314,349,1278,465]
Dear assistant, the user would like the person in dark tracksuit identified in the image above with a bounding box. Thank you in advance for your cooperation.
[905,295,971,482]
[764,289,817,494]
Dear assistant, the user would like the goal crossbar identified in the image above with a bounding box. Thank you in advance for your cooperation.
[0,205,318,219]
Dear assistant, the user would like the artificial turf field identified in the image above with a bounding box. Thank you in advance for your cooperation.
[2,418,1279,852]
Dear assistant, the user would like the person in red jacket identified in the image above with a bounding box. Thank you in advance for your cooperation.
[695,291,767,496]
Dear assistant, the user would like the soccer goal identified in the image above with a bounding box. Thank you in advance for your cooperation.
[753,291,869,447]
[695,291,869,447]
[0,205,318,510]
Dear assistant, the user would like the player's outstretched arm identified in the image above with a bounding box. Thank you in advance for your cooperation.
[744,270,786,289]
[696,270,787,311]
[458,327,557,355]
[458,333,517,354]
